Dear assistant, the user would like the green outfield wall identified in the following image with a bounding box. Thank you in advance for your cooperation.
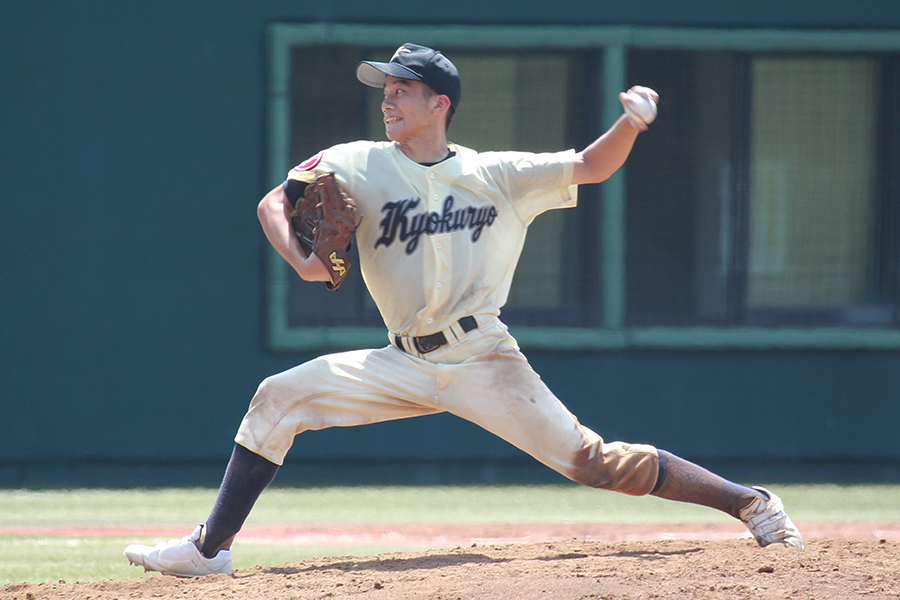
[2,1,900,486]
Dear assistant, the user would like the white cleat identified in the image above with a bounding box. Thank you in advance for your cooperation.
[124,524,232,577]
[740,486,804,549]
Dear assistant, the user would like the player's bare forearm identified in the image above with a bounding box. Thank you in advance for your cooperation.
[573,86,658,186]
[257,186,331,282]
[572,114,640,186]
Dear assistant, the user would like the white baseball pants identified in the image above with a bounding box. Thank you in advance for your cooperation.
[235,315,659,496]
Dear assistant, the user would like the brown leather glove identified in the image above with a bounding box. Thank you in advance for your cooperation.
[289,172,358,291]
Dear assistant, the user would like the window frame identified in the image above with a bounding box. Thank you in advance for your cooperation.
[264,23,900,352]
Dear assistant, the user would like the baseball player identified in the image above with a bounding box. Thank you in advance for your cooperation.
[125,43,803,578]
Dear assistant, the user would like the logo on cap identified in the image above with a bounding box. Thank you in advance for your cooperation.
[391,46,413,60]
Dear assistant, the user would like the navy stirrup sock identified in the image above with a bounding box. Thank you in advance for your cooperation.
[201,444,279,558]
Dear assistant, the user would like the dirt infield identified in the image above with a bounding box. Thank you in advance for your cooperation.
[2,522,898,600]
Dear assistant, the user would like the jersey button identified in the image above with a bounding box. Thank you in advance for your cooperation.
[435,282,442,289]
[426,318,434,324]
[429,173,436,179]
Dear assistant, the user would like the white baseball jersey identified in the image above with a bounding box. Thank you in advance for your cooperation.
[287,141,578,337]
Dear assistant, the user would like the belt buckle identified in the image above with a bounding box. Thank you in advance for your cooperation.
[414,334,445,354]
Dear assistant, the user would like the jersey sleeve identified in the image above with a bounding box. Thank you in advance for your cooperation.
[284,141,376,194]
[494,149,578,224]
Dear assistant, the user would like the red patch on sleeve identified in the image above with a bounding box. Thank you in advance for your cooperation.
[291,151,324,172]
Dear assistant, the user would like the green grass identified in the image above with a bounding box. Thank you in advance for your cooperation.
[0,483,898,585]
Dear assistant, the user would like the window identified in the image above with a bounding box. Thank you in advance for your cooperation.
[276,43,601,334]
[264,25,900,350]
[747,58,879,320]
[625,50,899,328]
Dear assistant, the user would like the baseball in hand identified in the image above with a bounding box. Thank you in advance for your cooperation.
[621,88,658,130]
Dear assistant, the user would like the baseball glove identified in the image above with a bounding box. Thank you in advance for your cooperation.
[289,171,358,291]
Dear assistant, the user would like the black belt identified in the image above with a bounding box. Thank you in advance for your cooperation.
[394,316,478,354]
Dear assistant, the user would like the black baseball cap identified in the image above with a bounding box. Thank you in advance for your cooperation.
[357,43,461,109]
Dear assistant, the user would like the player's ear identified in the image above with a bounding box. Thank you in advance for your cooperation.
[431,94,451,117]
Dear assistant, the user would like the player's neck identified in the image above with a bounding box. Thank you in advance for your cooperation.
[395,132,450,165]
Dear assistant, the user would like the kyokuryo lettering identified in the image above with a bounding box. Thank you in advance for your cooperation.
[375,196,499,254]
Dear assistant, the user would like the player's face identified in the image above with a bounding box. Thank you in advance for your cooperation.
[382,77,439,141]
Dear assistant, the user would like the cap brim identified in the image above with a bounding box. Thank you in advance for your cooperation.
[356,61,425,88]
